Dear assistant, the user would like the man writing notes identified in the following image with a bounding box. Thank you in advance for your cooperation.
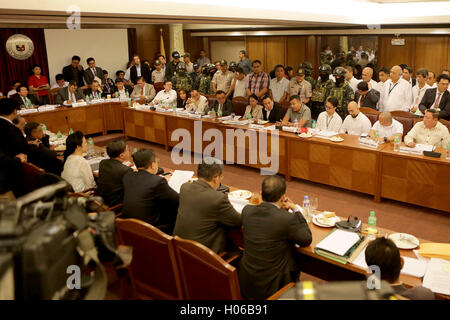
[174,158,241,253]
[205,90,234,116]
[404,109,449,148]
[281,95,312,128]
[238,175,312,300]
[379,65,413,112]
[149,80,177,108]
[316,97,343,132]
[369,112,403,143]
[55,81,85,105]
[340,101,372,135]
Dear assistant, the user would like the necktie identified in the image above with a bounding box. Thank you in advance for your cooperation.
[141,88,144,96]
[92,68,96,76]
[433,93,442,109]
[72,92,76,102]
[360,95,365,107]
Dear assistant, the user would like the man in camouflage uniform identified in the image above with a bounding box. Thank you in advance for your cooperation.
[300,61,316,89]
[320,51,333,66]
[325,66,354,119]
[311,64,334,119]
[171,62,193,92]
[190,62,201,90]
[197,64,214,95]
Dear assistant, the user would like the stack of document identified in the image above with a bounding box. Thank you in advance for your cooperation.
[423,258,450,295]
[228,196,249,214]
[314,229,365,264]
[399,144,434,155]
[418,243,450,260]
[314,130,338,139]
[168,170,194,193]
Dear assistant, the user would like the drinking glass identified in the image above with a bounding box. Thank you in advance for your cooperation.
[310,196,318,215]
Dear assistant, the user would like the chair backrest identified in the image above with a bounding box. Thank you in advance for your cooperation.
[48,88,60,105]
[364,113,379,126]
[439,118,450,132]
[281,101,290,116]
[206,95,216,107]
[22,162,45,193]
[231,96,248,116]
[172,236,242,300]
[153,82,164,93]
[115,218,183,300]
[360,107,380,116]
[392,116,415,137]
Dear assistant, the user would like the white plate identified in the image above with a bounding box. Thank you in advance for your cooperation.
[229,190,253,200]
[388,233,420,249]
[312,214,341,227]
[330,136,344,142]
[299,133,313,138]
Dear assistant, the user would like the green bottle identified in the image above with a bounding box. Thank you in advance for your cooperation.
[133,147,137,154]
[57,131,62,138]
[69,128,74,135]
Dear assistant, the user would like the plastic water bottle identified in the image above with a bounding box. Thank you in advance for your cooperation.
[128,98,132,107]
[394,135,400,152]
[126,91,129,98]
[447,142,450,160]
[57,130,62,139]
[367,210,378,240]
[294,118,299,130]
[41,123,47,134]
[69,128,74,135]
[133,147,137,154]
[86,95,90,103]
[87,137,95,155]
[375,130,379,141]
[312,119,317,129]
[302,196,311,223]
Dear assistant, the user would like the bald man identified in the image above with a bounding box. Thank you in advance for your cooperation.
[379,65,413,112]
[339,101,372,136]
[370,112,403,143]
[361,67,378,91]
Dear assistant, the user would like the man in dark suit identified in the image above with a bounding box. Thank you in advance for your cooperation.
[354,81,380,110]
[83,57,104,86]
[62,55,85,88]
[0,99,28,198]
[128,54,152,85]
[238,175,312,300]
[262,94,286,123]
[98,138,132,207]
[113,79,133,98]
[56,81,86,105]
[419,74,450,120]
[122,148,179,234]
[11,85,38,107]
[24,122,63,176]
[174,158,242,253]
[83,80,103,99]
[205,90,234,116]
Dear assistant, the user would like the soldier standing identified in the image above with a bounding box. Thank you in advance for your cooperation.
[198,64,214,95]
[171,62,193,92]
[311,64,334,119]
[325,66,355,119]
[165,51,181,81]
[301,62,316,90]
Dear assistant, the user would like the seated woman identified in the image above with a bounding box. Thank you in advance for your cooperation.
[243,94,263,120]
[61,131,96,192]
[177,89,189,109]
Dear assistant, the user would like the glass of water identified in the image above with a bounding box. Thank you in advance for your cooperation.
[310,196,318,215]
[231,112,235,119]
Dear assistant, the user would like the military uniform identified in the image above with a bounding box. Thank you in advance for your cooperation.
[325,82,354,119]
[171,73,193,92]
[289,79,312,102]
[198,75,213,95]
[165,51,181,80]
[311,78,334,116]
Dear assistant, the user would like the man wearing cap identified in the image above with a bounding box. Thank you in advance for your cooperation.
[171,63,193,92]
[237,50,252,75]
[325,66,355,119]
[289,67,312,104]
[183,53,194,74]
[165,51,181,81]
[190,63,202,90]
[152,60,165,83]
[212,60,234,98]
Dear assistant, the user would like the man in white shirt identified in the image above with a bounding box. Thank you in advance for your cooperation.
[370,112,403,143]
[361,67,378,91]
[339,101,372,136]
[316,97,343,132]
[404,109,449,148]
[345,65,361,93]
[151,60,165,83]
[186,90,208,114]
[150,80,177,108]
[231,67,248,98]
[411,68,430,116]
[379,65,413,112]
[50,74,69,89]
[376,67,390,93]
[269,65,289,104]
[7,80,21,97]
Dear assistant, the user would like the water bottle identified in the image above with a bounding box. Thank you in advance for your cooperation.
[447,142,450,160]
[294,118,299,131]
[69,128,74,135]
[375,130,379,141]
[394,135,400,152]
[57,130,62,139]
[128,98,132,107]
[126,91,129,98]
[41,123,47,134]
[86,95,90,103]
[218,110,222,118]
[133,147,138,154]
[87,137,95,155]
[367,210,378,240]
[302,196,311,223]
[312,119,316,129]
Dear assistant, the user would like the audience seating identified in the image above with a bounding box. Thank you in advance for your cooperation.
[21,162,45,194]
[115,218,184,300]
[153,82,164,93]
[47,88,59,105]
[360,107,380,125]
[231,96,247,116]
[390,111,418,137]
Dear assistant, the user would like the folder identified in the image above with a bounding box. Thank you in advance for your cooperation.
[417,243,450,261]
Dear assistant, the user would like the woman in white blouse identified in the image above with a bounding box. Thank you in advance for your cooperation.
[61,131,96,192]
[243,94,263,120]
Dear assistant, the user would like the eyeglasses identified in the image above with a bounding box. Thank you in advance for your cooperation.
[325,106,335,110]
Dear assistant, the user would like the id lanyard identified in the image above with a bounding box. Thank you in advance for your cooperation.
[388,82,398,96]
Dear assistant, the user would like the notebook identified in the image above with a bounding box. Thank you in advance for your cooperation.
[168,170,194,193]
[314,229,365,264]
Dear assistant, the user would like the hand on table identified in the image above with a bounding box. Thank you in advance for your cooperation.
[16,153,27,163]
[27,139,41,146]
[407,142,416,148]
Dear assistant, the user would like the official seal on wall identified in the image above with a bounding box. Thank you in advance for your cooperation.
[6,34,34,60]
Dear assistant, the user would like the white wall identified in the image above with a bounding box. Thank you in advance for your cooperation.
[44,29,129,86]
[210,41,245,65]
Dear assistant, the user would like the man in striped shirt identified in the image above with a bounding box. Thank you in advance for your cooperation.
[246,60,270,99]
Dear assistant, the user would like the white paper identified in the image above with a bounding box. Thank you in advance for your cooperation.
[399,144,434,155]
[352,246,368,269]
[314,130,338,138]
[401,256,428,278]
[315,229,361,256]
[423,258,450,295]
[228,196,249,214]
[168,170,194,193]
[282,126,298,133]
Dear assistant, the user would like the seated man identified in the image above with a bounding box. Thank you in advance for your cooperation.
[280,95,312,128]
[205,90,234,116]
[354,81,380,110]
[122,148,179,234]
[370,112,403,143]
[56,80,85,105]
[404,109,449,148]
[316,97,343,132]
[339,101,372,136]
[131,76,156,102]
[113,78,132,98]
[418,74,450,120]
[261,94,285,123]
[239,175,312,300]
[84,80,103,99]
[98,138,133,207]
[185,89,208,114]
[150,80,177,108]
[24,122,63,175]
[173,157,242,253]
[11,85,38,108]
[50,74,69,89]
[365,237,434,300]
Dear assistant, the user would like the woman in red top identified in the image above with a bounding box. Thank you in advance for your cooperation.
[28,64,50,105]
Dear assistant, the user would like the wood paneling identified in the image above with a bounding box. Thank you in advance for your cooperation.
[377,36,416,68]
[246,36,265,69]
[183,30,204,61]
[286,36,307,70]
[266,36,286,71]
[415,36,449,75]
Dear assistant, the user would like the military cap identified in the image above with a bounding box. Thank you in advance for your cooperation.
[172,51,180,59]
[182,52,190,58]
[296,67,305,76]
[333,66,347,77]
[319,64,332,75]
[193,62,200,69]
[219,59,228,66]
[154,60,162,66]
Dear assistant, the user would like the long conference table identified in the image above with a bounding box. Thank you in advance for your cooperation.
[23,101,450,212]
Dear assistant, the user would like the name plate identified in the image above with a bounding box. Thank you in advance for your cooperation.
[248,123,266,130]
[37,105,57,112]
[18,108,38,115]
[188,113,202,119]
[135,105,150,111]
[218,115,232,121]
[89,99,105,104]
[109,98,120,102]
[72,102,87,108]
[282,126,298,133]
[399,146,424,155]
[358,138,379,149]
[119,97,129,102]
